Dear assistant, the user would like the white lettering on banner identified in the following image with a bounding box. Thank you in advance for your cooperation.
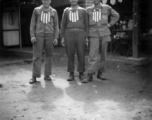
[69,10,79,22]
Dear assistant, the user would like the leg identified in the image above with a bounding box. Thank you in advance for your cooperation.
[32,36,44,78]
[64,30,76,72]
[98,36,109,72]
[76,30,86,80]
[64,30,76,81]
[82,37,100,83]
[44,35,54,78]
[87,37,100,74]
[97,36,110,80]
[76,30,86,73]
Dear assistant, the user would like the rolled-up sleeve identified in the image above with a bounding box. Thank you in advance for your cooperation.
[109,7,119,26]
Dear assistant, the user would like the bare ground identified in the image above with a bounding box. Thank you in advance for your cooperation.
[0,55,152,120]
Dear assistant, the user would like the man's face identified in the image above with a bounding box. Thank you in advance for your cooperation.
[69,0,78,6]
[93,0,100,5]
[42,0,51,8]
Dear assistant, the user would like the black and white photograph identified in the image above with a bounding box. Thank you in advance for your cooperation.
[0,0,152,120]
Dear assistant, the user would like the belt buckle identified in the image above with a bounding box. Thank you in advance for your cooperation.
[74,28,78,31]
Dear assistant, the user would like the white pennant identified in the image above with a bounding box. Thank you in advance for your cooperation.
[97,11,99,22]
[99,9,101,20]
[69,11,72,21]
[111,0,116,5]
[118,0,122,2]
[102,0,107,4]
[74,12,76,22]
[76,11,79,21]
[48,12,50,22]
[43,13,46,23]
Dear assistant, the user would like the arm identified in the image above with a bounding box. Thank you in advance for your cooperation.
[109,7,120,27]
[60,9,68,38]
[30,8,37,38]
[54,10,59,40]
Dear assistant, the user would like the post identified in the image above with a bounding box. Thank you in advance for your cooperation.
[132,0,140,58]
[0,0,3,48]
[18,0,22,50]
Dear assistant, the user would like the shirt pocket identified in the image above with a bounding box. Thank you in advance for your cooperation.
[101,11,108,24]
[102,11,108,20]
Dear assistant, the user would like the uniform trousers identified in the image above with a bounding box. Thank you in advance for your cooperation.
[64,29,86,73]
[32,35,54,78]
[88,35,110,74]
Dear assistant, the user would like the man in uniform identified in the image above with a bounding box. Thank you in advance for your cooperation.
[61,0,89,81]
[29,0,59,84]
[82,0,119,83]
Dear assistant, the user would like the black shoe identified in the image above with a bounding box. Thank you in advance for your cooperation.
[79,72,85,80]
[97,72,106,80]
[44,76,52,81]
[82,73,93,83]
[29,77,37,84]
[67,72,75,81]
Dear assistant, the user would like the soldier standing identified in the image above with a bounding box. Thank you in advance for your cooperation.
[61,0,89,81]
[82,0,119,83]
[29,0,59,84]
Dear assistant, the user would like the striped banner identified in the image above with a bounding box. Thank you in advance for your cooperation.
[92,9,101,22]
[40,11,51,24]
[69,10,79,22]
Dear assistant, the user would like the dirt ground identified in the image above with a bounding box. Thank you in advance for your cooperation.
[0,52,152,120]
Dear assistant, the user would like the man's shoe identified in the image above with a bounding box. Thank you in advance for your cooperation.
[82,73,93,83]
[44,76,52,81]
[29,77,37,84]
[97,72,106,80]
[79,72,85,80]
[67,72,75,81]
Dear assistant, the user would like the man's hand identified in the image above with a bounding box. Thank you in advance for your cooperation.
[61,37,65,46]
[108,24,111,27]
[31,37,36,43]
[53,39,58,45]
[86,38,89,47]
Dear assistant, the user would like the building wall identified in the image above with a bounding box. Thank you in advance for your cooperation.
[0,0,2,48]
[51,0,70,7]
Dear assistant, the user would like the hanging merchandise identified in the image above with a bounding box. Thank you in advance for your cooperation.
[102,0,108,4]
[110,0,116,5]
[118,0,122,3]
